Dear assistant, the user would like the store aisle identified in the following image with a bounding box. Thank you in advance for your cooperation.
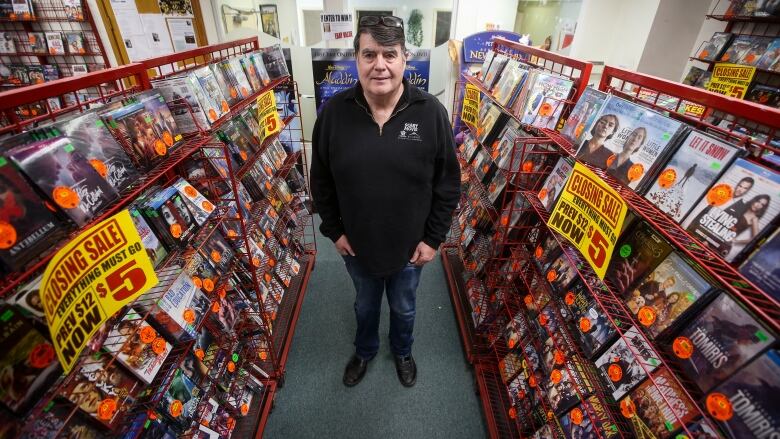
[264,217,487,438]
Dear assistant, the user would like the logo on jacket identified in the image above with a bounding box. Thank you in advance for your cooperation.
[398,122,422,142]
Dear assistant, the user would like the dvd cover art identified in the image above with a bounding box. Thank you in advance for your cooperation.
[644,130,741,223]
[261,44,290,80]
[621,368,697,438]
[606,220,673,295]
[228,57,253,98]
[756,38,780,71]
[151,76,210,132]
[63,0,83,20]
[129,207,167,267]
[249,52,271,85]
[27,31,45,53]
[719,35,755,63]
[707,349,779,439]
[546,357,594,416]
[519,73,574,130]
[500,351,523,383]
[64,32,85,54]
[158,368,202,432]
[173,177,215,226]
[682,66,708,86]
[682,158,780,262]
[0,156,63,271]
[42,64,59,81]
[0,307,61,414]
[735,36,774,66]
[44,32,64,55]
[541,248,579,294]
[61,352,139,428]
[189,67,229,122]
[492,59,528,107]
[740,229,780,303]
[211,286,238,333]
[239,55,263,91]
[103,309,171,384]
[483,54,508,91]
[211,61,241,107]
[0,32,14,54]
[745,83,780,108]
[698,32,733,61]
[478,102,506,148]
[140,270,210,341]
[56,110,141,193]
[9,273,44,320]
[137,90,181,151]
[577,95,685,192]
[625,252,714,339]
[595,326,660,401]
[8,137,118,227]
[479,49,495,79]
[675,293,774,393]
[561,87,608,146]
[559,395,620,439]
[539,157,573,211]
[105,102,165,170]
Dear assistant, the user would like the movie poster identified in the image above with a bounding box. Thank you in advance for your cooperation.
[311,48,430,112]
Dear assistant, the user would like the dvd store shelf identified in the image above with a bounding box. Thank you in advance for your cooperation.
[0,36,316,438]
[452,32,778,439]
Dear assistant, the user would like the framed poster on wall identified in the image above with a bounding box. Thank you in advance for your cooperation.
[260,4,279,38]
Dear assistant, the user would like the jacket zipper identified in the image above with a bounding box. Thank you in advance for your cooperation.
[355,100,410,136]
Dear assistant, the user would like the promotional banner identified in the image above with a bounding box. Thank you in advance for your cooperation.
[320,13,354,41]
[706,63,756,99]
[311,48,430,112]
[547,163,628,279]
[461,83,480,126]
[462,30,524,64]
[41,210,158,372]
[257,90,282,141]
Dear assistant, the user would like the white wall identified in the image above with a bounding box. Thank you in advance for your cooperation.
[637,0,713,81]
[453,0,519,39]
[568,0,660,85]
[680,0,727,82]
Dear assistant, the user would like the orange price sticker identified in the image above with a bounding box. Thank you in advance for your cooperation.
[508,407,517,419]
[227,360,236,373]
[620,398,636,418]
[97,398,118,421]
[524,295,534,306]
[564,291,575,306]
[522,160,534,172]
[192,276,203,289]
[673,336,694,359]
[550,369,562,384]
[140,326,157,344]
[90,159,108,178]
[579,317,592,333]
[554,350,565,365]
[169,400,183,418]
[203,278,215,292]
[154,139,167,156]
[507,338,516,349]
[637,306,657,326]
[627,163,644,182]
[706,393,733,421]
[608,363,623,382]
[570,408,584,425]
[211,250,222,263]
[52,186,79,209]
[182,308,196,324]
[211,301,221,313]
[657,168,676,189]
[170,223,182,238]
[241,403,249,415]
[162,131,174,147]
[546,269,557,282]
[538,313,549,326]
[539,188,548,200]
[0,222,17,250]
[535,246,543,259]
[707,183,733,206]
[195,348,205,360]
[29,343,54,368]
[151,337,167,355]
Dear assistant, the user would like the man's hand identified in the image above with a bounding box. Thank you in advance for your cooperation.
[409,241,437,266]
[335,235,356,256]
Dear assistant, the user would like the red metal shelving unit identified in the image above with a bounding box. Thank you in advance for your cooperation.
[596,66,780,334]
[1,36,316,438]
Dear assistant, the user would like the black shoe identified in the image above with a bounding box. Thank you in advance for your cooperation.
[394,354,417,387]
[343,355,369,387]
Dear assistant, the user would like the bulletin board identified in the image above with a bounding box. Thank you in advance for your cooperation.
[96,0,209,65]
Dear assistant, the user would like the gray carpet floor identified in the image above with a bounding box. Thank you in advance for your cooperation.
[263,217,487,438]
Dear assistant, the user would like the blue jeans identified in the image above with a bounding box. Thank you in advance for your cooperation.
[342,256,422,360]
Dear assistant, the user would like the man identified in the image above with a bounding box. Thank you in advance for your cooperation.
[310,15,460,388]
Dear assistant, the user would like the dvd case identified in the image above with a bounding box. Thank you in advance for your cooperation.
[674,292,775,393]
[560,87,608,146]
[698,32,733,61]
[261,44,290,79]
[8,137,118,227]
[644,129,741,223]
[538,157,573,211]
[620,368,697,438]
[606,220,673,296]
[682,158,780,262]
[518,72,574,130]
[103,309,171,385]
[594,326,660,400]
[740,229,780,303]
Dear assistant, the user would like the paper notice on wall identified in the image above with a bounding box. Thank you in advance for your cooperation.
[141,14,174,56]
[320,13,354,41]
[167,17,197,52]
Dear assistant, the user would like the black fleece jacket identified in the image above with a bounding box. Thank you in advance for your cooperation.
[310,79,460,276]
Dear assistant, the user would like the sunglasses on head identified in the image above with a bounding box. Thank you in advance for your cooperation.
[359,15,404,28]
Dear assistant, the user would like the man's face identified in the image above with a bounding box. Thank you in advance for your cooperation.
[735,179,753,197]
[356,33,406,98]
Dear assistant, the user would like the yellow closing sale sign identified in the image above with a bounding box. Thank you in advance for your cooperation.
[257,90,282,141]
[461,83,480,126]
[41,210,158,372]
[547,163,628,279]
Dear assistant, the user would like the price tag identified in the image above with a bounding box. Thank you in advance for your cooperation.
[256,90,282,141]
